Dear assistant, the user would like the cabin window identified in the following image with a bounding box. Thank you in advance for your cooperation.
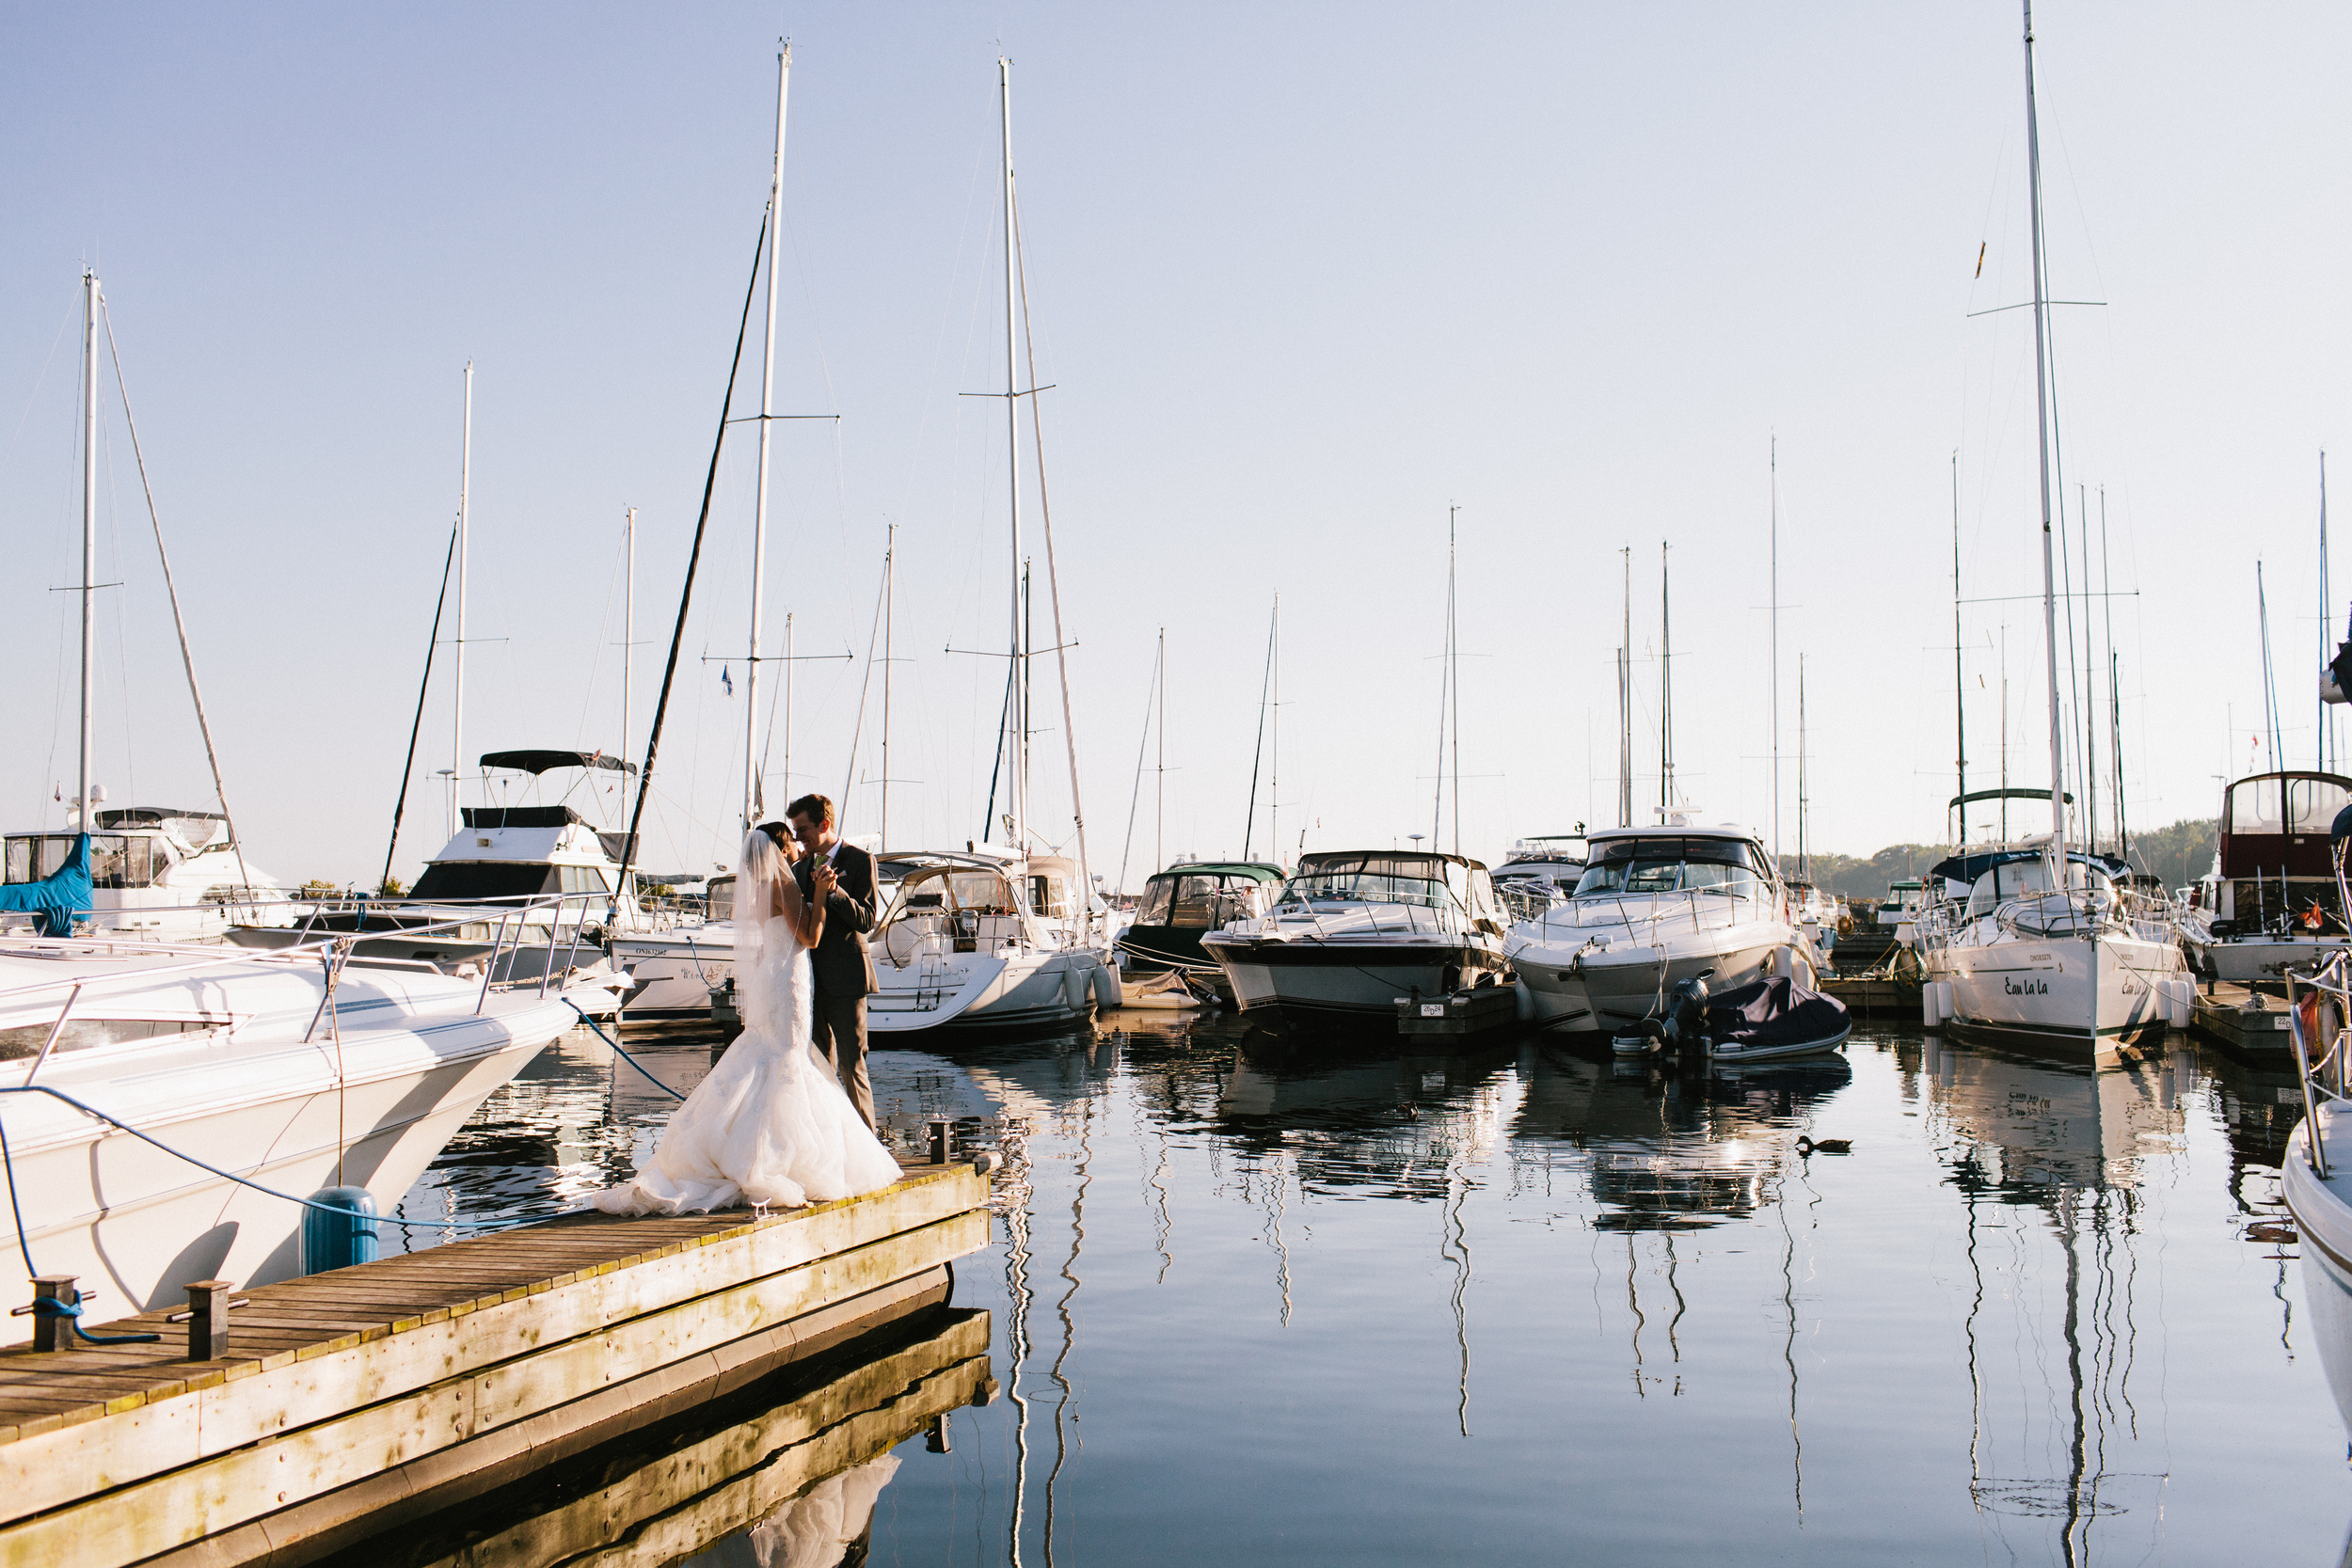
[707,879,735,922]
[3,839,29,885]
[1027,875,1073,920]
[557,865,611,895]
[1279,858,1448,910]
[0,1017,214,1059]
[2231,776,2352,834]
[1136,878,1175,927]
[87,835,156,890]
[409,863,561,901]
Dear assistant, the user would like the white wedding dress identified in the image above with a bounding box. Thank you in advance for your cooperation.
[593,832,903,1215]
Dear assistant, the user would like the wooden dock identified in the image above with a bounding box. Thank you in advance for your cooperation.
[0,1158,991,1568]
[2191,981,2298,1052]
[1821,975,1922,1020]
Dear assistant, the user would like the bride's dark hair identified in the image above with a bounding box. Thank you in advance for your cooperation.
[755,820,795,853]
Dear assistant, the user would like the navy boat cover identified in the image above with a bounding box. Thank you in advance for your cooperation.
[0,833,90,937]
[1706,974,1850,1052]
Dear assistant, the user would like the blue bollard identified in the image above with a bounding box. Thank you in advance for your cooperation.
[301,1187,379,1275]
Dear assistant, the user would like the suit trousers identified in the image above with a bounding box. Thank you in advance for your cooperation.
[809,983,874,1131]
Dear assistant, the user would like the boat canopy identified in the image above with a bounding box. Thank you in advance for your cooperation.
[1573,834,1771,898]
[463,805,586,830]
[478,750,637,776]
[1134,867,1282,929]
[2220,771,2352,879]
[1925,847,2122,888]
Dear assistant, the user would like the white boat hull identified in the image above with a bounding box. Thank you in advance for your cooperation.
[0,976,584,1346]
[1931,928,2181,1047]
[2190,934,2352,985]
[1202,936,1503,1019]
[609,925,736,1019]
[2284,1106,2352,1439]
[868,947,1105,1034]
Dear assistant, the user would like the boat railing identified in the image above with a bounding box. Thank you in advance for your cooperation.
[2288,949,2352,1179]
[2,893,612,1083]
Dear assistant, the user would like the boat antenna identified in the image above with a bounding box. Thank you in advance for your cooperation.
[380,523,459,895]
[882,525,895,851]
[622,506,636,830]
[1115,630,1162,895]
[77,271,96,836]
[606,202,771,926]
[1798,654,1810,881]
[1432,508,1452,848]
[2323,450,2335,771]
[742,44,789,834]
[2023,0,2068,870]
[2100,487,2124,857]
[1244,595,1277,860]
[1156,626,1165,870]
[2079,481,2097,854]
[2260,561,2283,772]
[99,292,252,891]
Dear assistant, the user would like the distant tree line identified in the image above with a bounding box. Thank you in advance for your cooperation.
[1780,816,2218,903]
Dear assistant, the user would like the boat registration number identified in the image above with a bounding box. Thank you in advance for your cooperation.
[1421,1003,1445,1017]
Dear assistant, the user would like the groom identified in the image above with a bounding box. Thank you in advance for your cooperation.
[787,793,881,1130]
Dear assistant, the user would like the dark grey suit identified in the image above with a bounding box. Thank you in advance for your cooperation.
[796,842,880,1129]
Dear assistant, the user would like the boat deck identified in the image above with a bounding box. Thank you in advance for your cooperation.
[0,1156,990,1568]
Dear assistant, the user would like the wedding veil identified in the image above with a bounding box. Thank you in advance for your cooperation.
[734,827,794,1041]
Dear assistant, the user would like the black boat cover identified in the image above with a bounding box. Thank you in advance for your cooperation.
[1706,975,1851,1052]
[477,750,637,776]
[1924,847,2125,886]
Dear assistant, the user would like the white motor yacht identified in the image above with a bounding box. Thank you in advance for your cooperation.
[0,934,612,1344]
[1200,850,1511,1022]
[2,810,292,942]
[1508,820,1816,1036]
[866,850,1116,1034]
[231,752,646,1000]
[1488,837,1588,917]
[1917,844,2189,1050]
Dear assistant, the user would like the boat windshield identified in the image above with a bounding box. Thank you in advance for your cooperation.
[1964,856,2113,917]
[409,863,560,901]
[5,833,164,889]
[887,865,1021,920]
[1574,837,1767,897]
[1136,874,1271,928]
[1279,855,1454,911]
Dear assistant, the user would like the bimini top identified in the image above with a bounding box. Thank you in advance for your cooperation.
[1143,862,1285,882]
[1587,822,1757,846]
[1295,849,1487,873]
[478,750,637,776]
[1926,846,2123,886]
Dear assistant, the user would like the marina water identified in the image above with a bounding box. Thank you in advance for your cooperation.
[390,1018,2349,1564]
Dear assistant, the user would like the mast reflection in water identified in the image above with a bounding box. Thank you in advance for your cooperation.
[394,1015,2350,1564]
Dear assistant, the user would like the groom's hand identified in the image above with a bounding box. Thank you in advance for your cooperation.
[812,863,840,900]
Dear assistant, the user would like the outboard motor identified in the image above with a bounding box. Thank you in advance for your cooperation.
[1660,971,1713,1054]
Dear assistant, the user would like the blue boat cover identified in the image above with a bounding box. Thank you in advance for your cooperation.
[1924,847,2126,886]
[0,833,90,937]
[1707,974,1850,1052]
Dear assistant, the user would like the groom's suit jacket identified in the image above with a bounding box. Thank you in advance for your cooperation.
[795,842,881,997]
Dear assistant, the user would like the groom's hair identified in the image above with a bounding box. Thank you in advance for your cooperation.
[786,793,835,830]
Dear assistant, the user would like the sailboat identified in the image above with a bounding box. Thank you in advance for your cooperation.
[0,275,293,942]
[862,59,1117,1035]
[1919,2,2189,1052]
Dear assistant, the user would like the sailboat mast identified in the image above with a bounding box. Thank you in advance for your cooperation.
[1155,627,1165,871]
[743,43,790,834]
[453,360,471,838]
[999,57,1027,852]
[1450,505,1461,854]
[2323,450,2334,771]
[2023,0,2066,858]
[882,526,895,850]
[1770,439,1779,863]
[1270,594,1281,859]
[1953,451,1966,844]
[1660,542,1673,815]
[2080,483,2097,853]
[623,505,636,827]
[79,270,97,829]
[1798,655,1809,879]
[1618,545,1631,827]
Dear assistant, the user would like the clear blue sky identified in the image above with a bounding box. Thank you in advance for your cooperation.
[5,3,2346,888]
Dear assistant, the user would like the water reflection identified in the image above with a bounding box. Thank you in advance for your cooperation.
[316,1305,993,1568]
[390,1012,2346,1564]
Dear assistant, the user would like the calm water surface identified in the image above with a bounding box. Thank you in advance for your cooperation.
[393,1015,2351,1564]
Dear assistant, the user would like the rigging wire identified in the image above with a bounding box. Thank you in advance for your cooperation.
[608,206,771,919]
[380,525,460,895]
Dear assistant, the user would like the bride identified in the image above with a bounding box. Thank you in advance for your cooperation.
[593,824,904,1215]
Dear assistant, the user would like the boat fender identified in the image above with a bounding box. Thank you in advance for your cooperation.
[1922,981,1946,1028]
[1514,980,1534,1022]
[302,1187,380,1275]
[1062,962,1088,1015]
[1090,960,1120,1009]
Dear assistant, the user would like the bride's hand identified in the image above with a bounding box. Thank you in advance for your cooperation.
[812,862,840,901]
